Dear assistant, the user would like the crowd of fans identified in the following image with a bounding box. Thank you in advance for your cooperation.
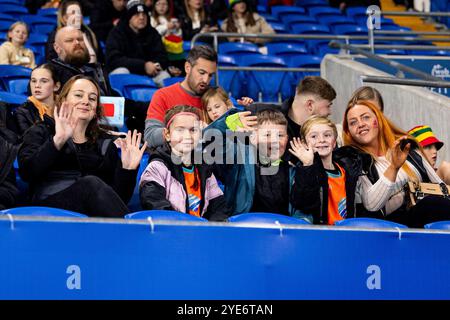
[0,0,449,229]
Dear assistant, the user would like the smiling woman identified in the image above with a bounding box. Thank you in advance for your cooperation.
[338,100,450,228]
[18,75,147,217]
[0,21,36,68]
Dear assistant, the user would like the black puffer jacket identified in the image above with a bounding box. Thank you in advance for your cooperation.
[0,135,18,210]
[291,147,360,224]
[105,19,168,74]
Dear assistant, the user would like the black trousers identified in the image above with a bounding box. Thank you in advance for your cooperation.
[38,176,130,218]
[387,196,450,228]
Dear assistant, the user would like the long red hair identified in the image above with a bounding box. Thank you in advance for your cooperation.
[343,100,423,181]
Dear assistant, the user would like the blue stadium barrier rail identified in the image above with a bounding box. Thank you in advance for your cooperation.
[1,215,450,299]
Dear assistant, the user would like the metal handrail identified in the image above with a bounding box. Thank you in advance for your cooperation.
[361,76,450,88]
[329,41,445,82]
[351,44,450,50]
[219,66,320,72]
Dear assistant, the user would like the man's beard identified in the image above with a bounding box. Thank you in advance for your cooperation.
[65,48,90,67]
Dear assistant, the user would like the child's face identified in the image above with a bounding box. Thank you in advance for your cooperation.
[206,96,230,122]
[305,123,336,158]
[30,68,59,102]
[256,122,288,162]
[165,114,201,155]
[9,24,28,45]
[155,0,169,15]
[423,144,438,168]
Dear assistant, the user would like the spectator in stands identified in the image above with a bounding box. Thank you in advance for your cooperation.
[151,0,181,37]
[289,116,359,224]
[50,26,149,133]
[0,134,19,210]
[409,125,450,185]
[139,104,230,221]
[341,100,450,227]
[280,76,337,142]
[330,0,381,12]
[89,0,128,43]
[207,107,295,215]
[18,75,147,217]
[46,0,102,63]
[349,86,384,112]
[0,22,36,69]
[201,86,253,124]
[144,44,217,148]
[15,64,61,137]
[105,0,175,87]
[221,0,275,44]
[179,0,219,41]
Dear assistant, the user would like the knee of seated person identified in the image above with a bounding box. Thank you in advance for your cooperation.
[79,175,108,190]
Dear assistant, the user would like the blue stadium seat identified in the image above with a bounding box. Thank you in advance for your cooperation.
[270,6,305,19]
[125,210,208,222]
[375,48,407,55]
[283,14,317,30]
[269,22,288,34]
[218,42,260,56]
[0,206,88,218]
[259,13,279,23]
[290,23,330,34]
[0,20,12,32]
[162,77,183,87]
[308,6,341,18]
[0,65,32,91]
[228,212,311,225]
[21,16,56,35]
[7,78,29,95]
[128,87,158,102]
[108,73,157,97]
[217,54,242,98]
[295,0,328,7]
[424,221,450,230]
[0,13,16,22]
[407,49,450,56]
[335,218,408,229]
[266,42,308,57]
[332,24,368,35]
[0,91,27,105]
[345,6,367,18]
[285,54,321,84]
[239,54,290,102]
[127,153,149,212]
[0,4,28,18]
[36,7,58,18]
[321,15,356,28]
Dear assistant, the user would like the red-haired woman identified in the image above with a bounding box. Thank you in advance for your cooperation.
[338,100,450,227]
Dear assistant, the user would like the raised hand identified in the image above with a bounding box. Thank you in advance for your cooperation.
[237,97,254,107]
[289,137,314,166]
[237,111,258,131]
[387,136,410,170]
[117,130,148,170]
[53,102,78,150]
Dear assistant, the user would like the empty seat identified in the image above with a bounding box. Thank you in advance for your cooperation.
[308,6,341,18]
[0,4,28,18]
[108,73,157,98]
[218,42,260,56]
[228,212,311,225]
[0,206,88,218]
[270,6,305,19]
[335,218,408,229]
[424,221,450,230]
[0,65,32,91]
[238,54,290,102]
[7,78,29,95]
[0,91,27,105]
[217,54,242,98]
[125,210,208,222]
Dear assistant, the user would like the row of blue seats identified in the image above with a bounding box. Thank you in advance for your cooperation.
[1,206,449,230]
